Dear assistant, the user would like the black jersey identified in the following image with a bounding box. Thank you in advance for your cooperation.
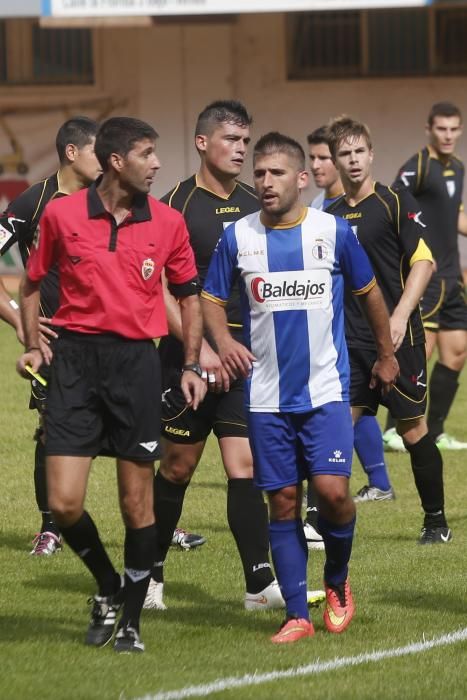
[161,175,258,327]
[393,147,464,278]
[327,183,430,350]
[0,173,66,318]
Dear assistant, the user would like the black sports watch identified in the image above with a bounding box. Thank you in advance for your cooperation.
[182,363,203,378]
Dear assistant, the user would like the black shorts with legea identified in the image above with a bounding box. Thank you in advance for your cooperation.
[421,273,467,332]
[350,344,427,420]
[45,331,162,460]
[161,367,248,444]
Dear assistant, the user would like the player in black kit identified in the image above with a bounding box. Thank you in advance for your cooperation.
[0,116,100,555]
[327,115,452,545]
[384,102,467,451]
[144,101,284,612]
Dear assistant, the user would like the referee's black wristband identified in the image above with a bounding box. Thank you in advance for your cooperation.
[26,346,41,352]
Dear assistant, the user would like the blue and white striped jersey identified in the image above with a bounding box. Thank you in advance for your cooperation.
[202,207,375,413]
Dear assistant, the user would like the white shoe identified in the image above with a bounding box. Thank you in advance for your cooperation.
[303,522,325,551]
[382,427,406,452]
[435,433,467,450]
[244,580,285,610]
[143,579,167,610]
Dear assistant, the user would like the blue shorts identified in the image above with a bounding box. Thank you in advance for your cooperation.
[247,401,353,491]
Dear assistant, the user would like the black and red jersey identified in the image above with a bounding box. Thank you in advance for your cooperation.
[161,175,258,327]
[27,182,198,340]
[0,173,65,318]
[393,147,464,278]
[327,183,432,350]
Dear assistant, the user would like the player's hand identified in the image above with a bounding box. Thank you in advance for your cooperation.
[180,371,207,411]
[217,337,256,380]
[199,339,230,393]
[16,348,43,378]
[369,354,400,395]
[389,311,408,353]
[39,317,58,342]
[38,336,53,364]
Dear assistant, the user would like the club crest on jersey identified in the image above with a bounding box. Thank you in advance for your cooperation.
[312,241,328,260]
[446,180,456,198]
[141,258,155,280]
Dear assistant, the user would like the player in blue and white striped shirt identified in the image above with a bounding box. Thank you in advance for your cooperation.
[202,132,399,643]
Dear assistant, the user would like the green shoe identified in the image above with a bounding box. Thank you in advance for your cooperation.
[382,427,406,452]
[435,433,467,450]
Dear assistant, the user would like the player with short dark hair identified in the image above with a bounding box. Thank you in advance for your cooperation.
[202,130,399,643]
[328,115,452,545]
[0,116,100,555]
[17,116,206,653]
[307,126,394,510]
[383,101,467,451]
[144,100,286,613]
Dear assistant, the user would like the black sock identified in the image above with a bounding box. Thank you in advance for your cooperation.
[40,511,60,536]
[60,511,120,596]
[428,362,460,440]
[385,412,396,432]
[119,523,157,632]
[406,434,447,528]
[227,478,273,594]
[151,470,188,580]
[306,482,319,528]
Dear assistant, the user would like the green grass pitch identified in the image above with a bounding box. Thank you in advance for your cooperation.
[1,321,467,700]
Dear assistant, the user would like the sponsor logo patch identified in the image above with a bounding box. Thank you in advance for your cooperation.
[328,449,346,464]
[248,269,330,312]
[408,211,426,228]
[164,426,190,437]
[446,180,456,198]
[139,440,159,452]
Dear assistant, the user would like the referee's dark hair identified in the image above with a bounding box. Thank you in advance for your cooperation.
[95,117,158,171]
[427,102,462,127]
[253,132,306,171]
[195,100,252,137]
[307,126,330,146]
[56,116,99,164]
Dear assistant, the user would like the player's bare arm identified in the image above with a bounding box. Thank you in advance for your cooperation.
[390,259,434,352]
[17,274,44,376]
[0,276,25,342]
[458,210,467,236]
[358,283,399,393]
[178,293,207,410]
[201,296,256,379]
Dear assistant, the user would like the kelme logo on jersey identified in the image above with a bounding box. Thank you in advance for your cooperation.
[407,211,426,228]
[248,269,330,312]
[141,258,155,280]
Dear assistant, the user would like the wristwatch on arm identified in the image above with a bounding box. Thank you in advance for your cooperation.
[182,363,203,378]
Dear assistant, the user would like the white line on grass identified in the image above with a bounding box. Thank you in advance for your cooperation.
[133,627,467,700]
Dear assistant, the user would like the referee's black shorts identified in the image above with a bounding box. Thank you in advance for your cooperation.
[349,343,427,420]
[45,331,162,461]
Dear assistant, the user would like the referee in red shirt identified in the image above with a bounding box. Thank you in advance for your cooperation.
[17,117,206,653]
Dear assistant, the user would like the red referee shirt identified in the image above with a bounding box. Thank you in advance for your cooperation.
[26,183,198,340]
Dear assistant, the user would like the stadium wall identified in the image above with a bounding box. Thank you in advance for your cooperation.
[1,13,466,273]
